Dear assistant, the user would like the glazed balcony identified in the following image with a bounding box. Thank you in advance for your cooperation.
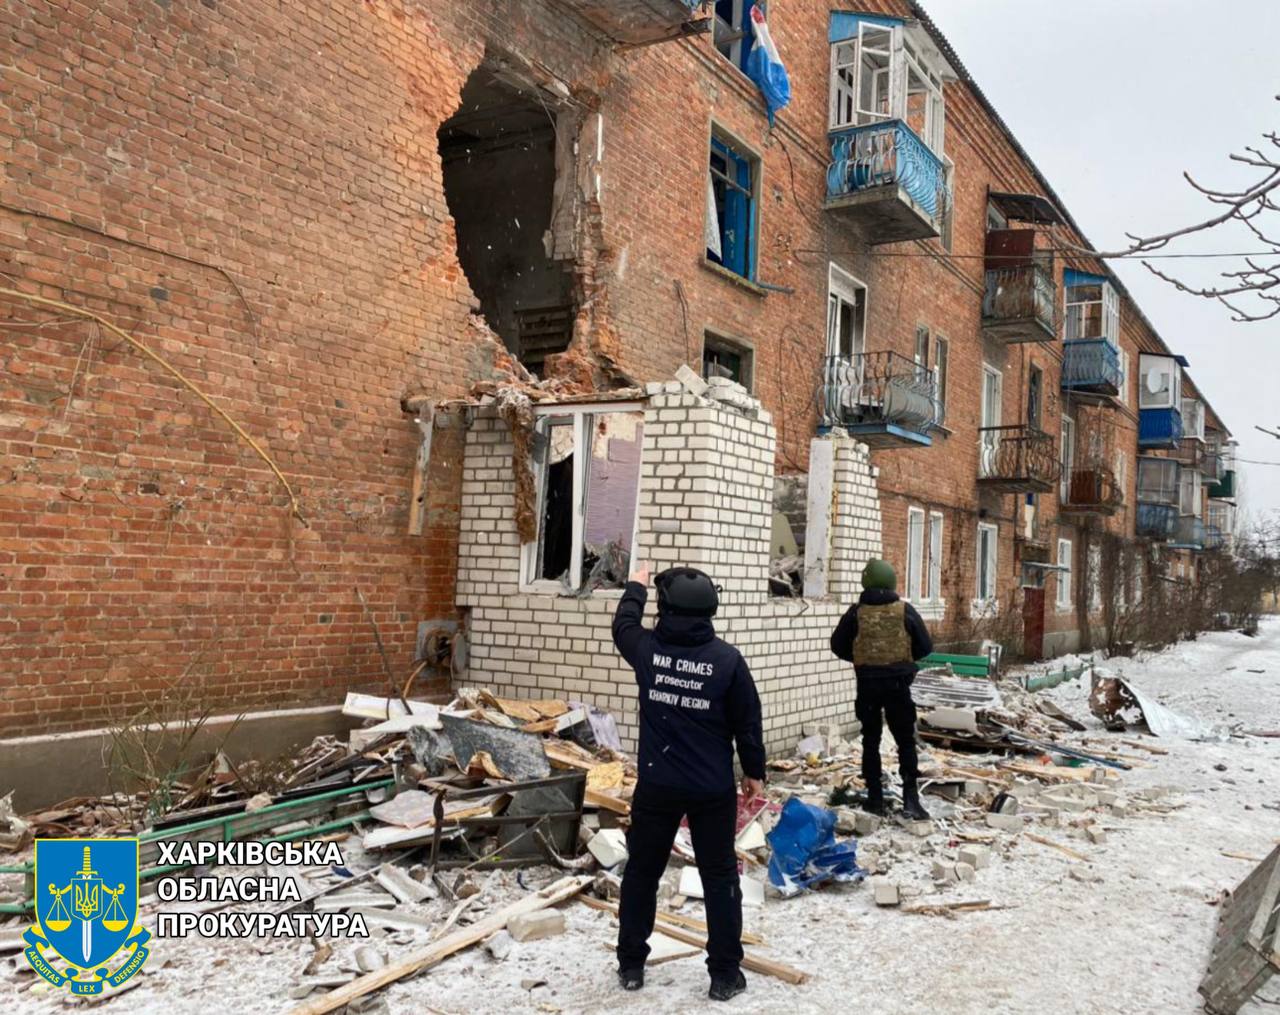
[1060,465,1123,517]
[981,263,1056,344]
[977,425,1060,493]
[1136,502,1177,541]
[1061,339,1121,398]
[1169,517,1207,551]
[559,0,708,45]
[1209,470,1237,500]
[826,121,949,243]
[1203,524,1226,552]
[1138,407,1184,449]
[820,351,939,449]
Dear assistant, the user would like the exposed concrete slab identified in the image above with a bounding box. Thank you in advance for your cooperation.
[0,705,360,811]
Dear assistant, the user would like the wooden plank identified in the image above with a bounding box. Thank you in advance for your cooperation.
[584,788,631,815]
[288,875,592,1015]
[578,894,764,945]
[1025,832,1089,862]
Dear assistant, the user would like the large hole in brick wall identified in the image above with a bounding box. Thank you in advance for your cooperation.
[438,65,576,376]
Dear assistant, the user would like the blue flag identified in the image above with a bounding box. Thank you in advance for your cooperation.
[746,6,791,124]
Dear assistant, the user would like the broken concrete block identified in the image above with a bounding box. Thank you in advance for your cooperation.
[796,734,825,757]
[484,930,513,960]
[834,807,858,835]
[675,364,709,398]
[587,828,628,869]
[854,811,883,836]
[1095,790,1119,807]
[931,860,960,883]
[993,793,1020,815]
[871,878,900,907]
[954,862,976,883]
[897,817,934,837]
[1041,793,1090,813]
[644,381,665,396]
[678,866,704,899]
[740,876,765,907]
[354,945,386,972]
[923,707,979,734]
[736,820,766,851]
[957,845,991,870]
[985,812,1025,832]
[1085,825,1108,845]
[508,910,566,943]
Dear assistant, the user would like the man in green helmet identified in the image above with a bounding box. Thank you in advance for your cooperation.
[830,558,934,820]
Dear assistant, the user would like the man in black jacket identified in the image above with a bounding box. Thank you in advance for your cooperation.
[611,562,765,1003]
[830,558,934,820]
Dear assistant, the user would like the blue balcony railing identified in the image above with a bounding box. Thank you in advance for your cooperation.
[1169,517,1206,550]
[1061,339,1121,395]
[1136,502,1177,541]
[1139,407,1184,448]
[827,120,949,221]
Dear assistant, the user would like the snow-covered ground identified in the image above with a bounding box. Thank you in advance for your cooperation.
[7,620,1280,1014]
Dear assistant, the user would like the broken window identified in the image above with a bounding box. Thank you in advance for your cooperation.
[826,264,866,361]
[702,332,753,389]
[525,407,644,592]
[706,132,759,280]
[714,0,756,73]
[438,64,577,375]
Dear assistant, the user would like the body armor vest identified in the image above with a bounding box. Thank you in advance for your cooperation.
[853,601,911,667]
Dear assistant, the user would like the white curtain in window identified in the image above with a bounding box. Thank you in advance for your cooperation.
[705,171,722,259]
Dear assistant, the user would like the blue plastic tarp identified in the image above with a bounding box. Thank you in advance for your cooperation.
[766,797,866,898]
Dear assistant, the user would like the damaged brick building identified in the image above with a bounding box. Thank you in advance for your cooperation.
[0,1,1236,751]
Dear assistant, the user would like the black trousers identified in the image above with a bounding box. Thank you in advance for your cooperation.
[617,781,742,980]
[855,675,920,786]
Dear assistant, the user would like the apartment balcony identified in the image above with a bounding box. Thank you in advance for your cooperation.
[558,0,708,45]
[1136,502,1178,541]
[820,351,939,449]
[1169,517,1207,551]
[1203,524,1226,552]
[1209,470,1237,500]
[1138,407,1184,449]
[977,425,1060,493]
[1060,339,1121,398]
[981,263,1056,344]
[1060,466,1123,517]
[826,120,949,244]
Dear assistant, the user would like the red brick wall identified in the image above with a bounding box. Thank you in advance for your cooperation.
[0,0,1191,732]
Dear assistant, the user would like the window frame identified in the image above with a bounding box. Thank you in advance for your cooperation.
[906,506,925,602]
[974,521,999,609]
[706,129,760,282]
[826,264,868,361]
[1064,276,1120,347]
[933,335,949,424]
[927,510,945,609]
[713,0,756,74]
[519,401,645,595]
[702,331,754,391]
[1059,414,1075,503]
[1056,537,1073,610]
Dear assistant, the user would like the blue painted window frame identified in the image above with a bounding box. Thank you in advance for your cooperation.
[708,134,757,280]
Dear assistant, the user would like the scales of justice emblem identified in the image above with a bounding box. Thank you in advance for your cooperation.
[24,839,152,995]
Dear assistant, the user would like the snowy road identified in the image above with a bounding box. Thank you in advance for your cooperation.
[7,621,1279,1014]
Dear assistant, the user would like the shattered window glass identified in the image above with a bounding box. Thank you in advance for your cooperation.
[581,412,644,591]
[536,418,575,583]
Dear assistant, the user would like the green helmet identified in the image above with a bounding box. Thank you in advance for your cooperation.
[861,559,897,591]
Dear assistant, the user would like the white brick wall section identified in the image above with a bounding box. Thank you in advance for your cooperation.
[455,384,883,757]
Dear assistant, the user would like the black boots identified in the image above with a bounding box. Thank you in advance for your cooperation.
[861,783,886,815]
[900,781,931,821]
[709,971,747,1002]
[618,967,644,991]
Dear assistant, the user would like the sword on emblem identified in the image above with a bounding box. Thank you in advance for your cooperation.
[70,846,102,964]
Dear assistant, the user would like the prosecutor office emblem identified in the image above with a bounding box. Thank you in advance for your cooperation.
[24,838,151,995]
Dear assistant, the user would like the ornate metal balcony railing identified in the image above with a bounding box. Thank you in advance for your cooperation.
[826,120,950,223]
[821,351,940,434]
[977,424,1060,492]
[1061,465,1123,514]
[1137,502,1178,541]
[981,263,1057,341]
[1061,339,1122,395]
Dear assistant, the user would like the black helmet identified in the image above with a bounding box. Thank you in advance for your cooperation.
[655,567,720,618]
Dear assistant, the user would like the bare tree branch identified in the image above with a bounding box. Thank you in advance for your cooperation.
[1053,101,1280,322]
